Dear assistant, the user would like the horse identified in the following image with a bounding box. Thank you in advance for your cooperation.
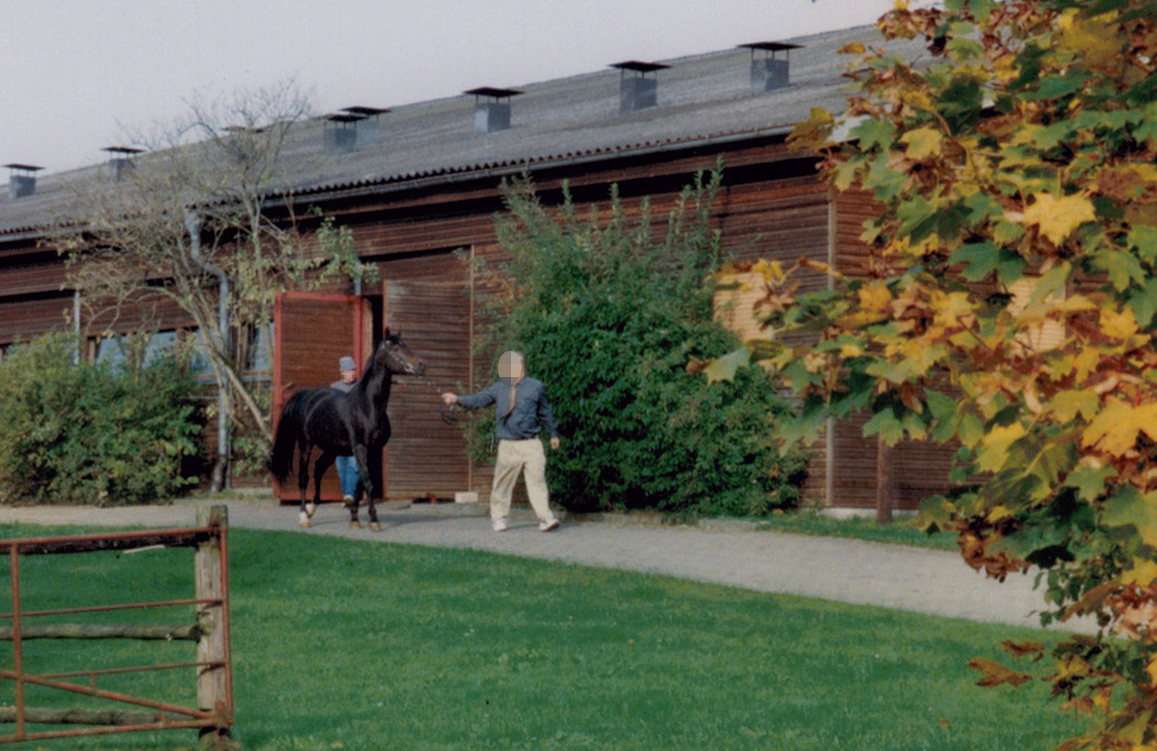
[269,329,426,531]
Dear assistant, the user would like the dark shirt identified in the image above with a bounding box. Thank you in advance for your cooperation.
[456,377,558,441]
[330,379,356,393]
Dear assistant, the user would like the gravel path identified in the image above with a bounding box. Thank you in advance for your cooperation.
[0,497,1098,634]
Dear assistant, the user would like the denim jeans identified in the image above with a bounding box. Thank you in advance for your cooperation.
[335,455,360,499]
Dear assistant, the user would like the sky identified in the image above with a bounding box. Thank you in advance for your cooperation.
[2,0,898,176]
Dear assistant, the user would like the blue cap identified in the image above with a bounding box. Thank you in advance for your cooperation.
[339,356,356,371]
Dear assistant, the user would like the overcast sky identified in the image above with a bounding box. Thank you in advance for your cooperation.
[3,0,897,176]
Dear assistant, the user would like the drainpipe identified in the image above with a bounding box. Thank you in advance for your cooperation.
[73,290,81,365]
[186,211,231,491]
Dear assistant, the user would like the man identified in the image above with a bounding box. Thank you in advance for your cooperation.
[441,351,561,532]
[330,355,360,506]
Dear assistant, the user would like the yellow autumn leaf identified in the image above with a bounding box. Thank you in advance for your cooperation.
[977,423,1026,473]
[1082,399,1157,456]
[750,259,785,284]
[931,291,974,328]
[858,283,892,312]
[1056,8,1121,70]
[1147,657,1157,688]
[1022,193,1097,245]
[900,127,944,160]
[1049,390,1099,423]
[1123,557,1157,586]
[1101,307,1139,340]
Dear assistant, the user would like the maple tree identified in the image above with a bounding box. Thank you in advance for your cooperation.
[710,0,1157,746]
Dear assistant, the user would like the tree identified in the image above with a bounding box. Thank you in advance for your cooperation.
[712,0,1157,746]
[471,174,807,516]
[54,81,358,489]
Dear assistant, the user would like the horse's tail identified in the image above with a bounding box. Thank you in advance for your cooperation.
[269,392,305,482]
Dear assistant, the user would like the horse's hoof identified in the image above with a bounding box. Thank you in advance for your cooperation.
[305,503,317,519]
[349,521,363,530]
[298,513,311,529]
[369,522,381,532]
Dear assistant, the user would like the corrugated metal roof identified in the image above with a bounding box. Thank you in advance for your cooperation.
[0,23,926,238]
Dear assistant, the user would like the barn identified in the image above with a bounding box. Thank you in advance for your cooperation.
[0,22,948,512]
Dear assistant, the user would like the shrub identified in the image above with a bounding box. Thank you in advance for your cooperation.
[0,332,204,505]
[471,172,807,516]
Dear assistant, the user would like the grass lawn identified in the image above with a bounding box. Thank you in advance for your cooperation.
[752,511,960,551]
[0,524,1087,751]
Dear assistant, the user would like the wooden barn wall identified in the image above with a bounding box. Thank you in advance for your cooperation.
[81,290,195,336]
[0,244,72,346]
[0,295,72,344]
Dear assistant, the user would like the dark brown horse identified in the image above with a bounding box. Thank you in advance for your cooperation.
[269,330,426,531]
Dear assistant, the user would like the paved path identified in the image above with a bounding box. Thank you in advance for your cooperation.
[0,498,1098,634]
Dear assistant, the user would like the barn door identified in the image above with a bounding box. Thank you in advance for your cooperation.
[383,279,474,501]
[272,292,373,502]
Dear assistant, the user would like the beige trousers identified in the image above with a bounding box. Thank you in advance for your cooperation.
[490,438,556,523]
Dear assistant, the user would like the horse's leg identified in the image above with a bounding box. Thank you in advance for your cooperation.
[353,442,379,531]
[310,452,336,522]
[297,440,312,529]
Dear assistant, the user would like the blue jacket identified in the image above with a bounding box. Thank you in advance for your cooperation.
[456,377,558,441]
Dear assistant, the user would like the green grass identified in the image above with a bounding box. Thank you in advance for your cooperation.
[752,511,960,551]
[0,525,1086,750]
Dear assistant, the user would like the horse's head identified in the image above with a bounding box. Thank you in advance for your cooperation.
[377,329,427,377]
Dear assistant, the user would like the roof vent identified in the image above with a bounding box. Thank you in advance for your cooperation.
[4,163,43,199]
[103,146,144,181]
[465,88,522,134]
[739,42,802,94]
[610,61,669,114]
[342,106,389,145]
[323,113,364,154]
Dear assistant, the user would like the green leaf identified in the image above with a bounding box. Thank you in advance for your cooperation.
[1099,486,1157,548]
[949,242,1026,284]
[1127,277,1157,327]
[863,409,905,444]
[916,494,955,532]
[703,346,751,384]
[850,117,896,152]
[1064,464,1116,503]
[1095,250,1147,292]
[1128,224,1157,264]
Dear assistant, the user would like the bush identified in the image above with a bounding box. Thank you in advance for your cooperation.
[0,333,204,505]
[472,172,807,516]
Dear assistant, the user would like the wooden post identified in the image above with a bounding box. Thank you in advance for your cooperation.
[876,435,894,524]
[195,505,230,748]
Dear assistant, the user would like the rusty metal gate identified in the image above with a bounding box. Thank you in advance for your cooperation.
[0,506,233,746]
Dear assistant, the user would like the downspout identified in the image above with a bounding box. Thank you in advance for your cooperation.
[72,290,81,365]
[186,211,231,491]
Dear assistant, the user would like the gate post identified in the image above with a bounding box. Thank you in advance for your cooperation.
[195,505,231,748]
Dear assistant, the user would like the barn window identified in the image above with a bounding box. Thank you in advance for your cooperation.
[95,330,180,369]
[242,323,274,381]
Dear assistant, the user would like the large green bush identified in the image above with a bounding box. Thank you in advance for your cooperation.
[473,172,807,516]
[0,333,204,505]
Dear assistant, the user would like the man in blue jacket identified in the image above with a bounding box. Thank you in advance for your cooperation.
[442,351,561,532]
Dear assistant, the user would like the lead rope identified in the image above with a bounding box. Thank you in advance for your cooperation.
[414,376,460,424]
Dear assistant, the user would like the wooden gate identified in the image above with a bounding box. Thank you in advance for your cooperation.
[0,506,232,747]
